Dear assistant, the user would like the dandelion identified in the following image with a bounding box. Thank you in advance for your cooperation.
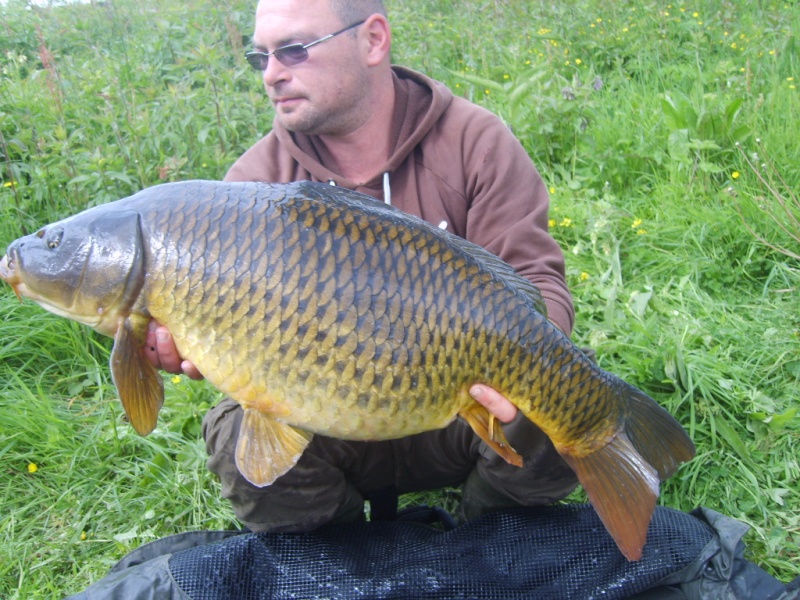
[732,171,740,179]
[580,272,590,281]
[27,462,38,473]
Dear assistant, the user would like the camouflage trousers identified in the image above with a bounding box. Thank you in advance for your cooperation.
[202,398,578,532]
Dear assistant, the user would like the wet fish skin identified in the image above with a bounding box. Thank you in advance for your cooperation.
[0,180,695,561]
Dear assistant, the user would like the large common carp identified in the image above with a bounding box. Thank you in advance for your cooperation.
[0,180,694,560]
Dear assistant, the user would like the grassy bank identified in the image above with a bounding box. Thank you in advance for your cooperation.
[1,0,797,595]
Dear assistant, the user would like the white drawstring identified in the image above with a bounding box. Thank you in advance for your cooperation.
[382,171,391,205]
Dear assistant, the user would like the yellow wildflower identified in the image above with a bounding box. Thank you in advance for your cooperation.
[631,218,643,229]
[171,375,182,384]
[559,217,573,228]
[732,172,740,179]
[27,463,38,473]
[81,531,88,541]
[580,272,590,281]
[548,219,556,228]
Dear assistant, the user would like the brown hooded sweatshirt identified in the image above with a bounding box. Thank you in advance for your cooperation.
[225,66,574,334]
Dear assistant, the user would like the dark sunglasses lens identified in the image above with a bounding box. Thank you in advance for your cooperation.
[245,52,268,71]
[274,45,309,66]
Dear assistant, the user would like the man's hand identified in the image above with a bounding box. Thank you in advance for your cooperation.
[143,320,204,380]
[469,384,518,423]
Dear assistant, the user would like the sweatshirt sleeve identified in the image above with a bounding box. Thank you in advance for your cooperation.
[459,106,574,335]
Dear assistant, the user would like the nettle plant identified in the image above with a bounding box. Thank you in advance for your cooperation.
[661,82,751,183]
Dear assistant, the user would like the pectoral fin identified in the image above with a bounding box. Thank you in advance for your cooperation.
[235,408,313,487]
[459,402,523,467]
[110,314,164,435]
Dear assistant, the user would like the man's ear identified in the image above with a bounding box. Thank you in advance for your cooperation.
[362,13,391,66]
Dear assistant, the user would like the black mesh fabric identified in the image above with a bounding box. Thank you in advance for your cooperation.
[168,505,714,599]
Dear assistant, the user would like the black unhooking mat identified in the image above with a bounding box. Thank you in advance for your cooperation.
[67,504,797,600]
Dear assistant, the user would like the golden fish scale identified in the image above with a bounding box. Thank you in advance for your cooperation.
[138,184,622,447]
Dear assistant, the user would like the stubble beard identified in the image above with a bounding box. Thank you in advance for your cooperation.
[275,70,370,137]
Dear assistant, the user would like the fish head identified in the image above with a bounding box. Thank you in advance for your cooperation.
[0,208,144,337]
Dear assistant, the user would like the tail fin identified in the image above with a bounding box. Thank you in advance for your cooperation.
[559,383,695,561]
[624,385,696,479]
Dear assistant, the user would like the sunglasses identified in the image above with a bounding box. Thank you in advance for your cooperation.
[245,20,366,71]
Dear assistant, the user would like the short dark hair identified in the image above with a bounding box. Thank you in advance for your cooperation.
[329,0,387,24]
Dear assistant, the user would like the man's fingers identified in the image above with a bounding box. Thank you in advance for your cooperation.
[143,320,163,369]
[469,384,518,423]
[180,359,205,381]
[142,321,204,380]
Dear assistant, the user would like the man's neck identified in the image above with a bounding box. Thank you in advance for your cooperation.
[318,79,396,186]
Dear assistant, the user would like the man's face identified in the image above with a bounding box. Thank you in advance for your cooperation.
[253,0,370,136]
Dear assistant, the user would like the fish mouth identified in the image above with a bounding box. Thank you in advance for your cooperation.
[0,252,23,301]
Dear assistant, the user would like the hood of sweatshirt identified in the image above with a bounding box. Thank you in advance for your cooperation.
[272,66,453,198]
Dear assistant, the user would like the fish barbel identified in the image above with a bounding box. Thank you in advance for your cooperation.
[0,180,694,560]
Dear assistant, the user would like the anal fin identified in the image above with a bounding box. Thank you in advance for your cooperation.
[459,402,523,467]
[235,408,313,487]
[559,431,659,561]
[111,315,164,435]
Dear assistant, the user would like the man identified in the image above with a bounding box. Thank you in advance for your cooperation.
[145,0,578,532]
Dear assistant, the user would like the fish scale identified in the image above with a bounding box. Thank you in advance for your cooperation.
[0,180,695,561]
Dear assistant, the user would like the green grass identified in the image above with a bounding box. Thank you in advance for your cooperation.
[1,0,798,596]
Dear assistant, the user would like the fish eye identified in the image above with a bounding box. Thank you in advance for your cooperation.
[46,228,64,250]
